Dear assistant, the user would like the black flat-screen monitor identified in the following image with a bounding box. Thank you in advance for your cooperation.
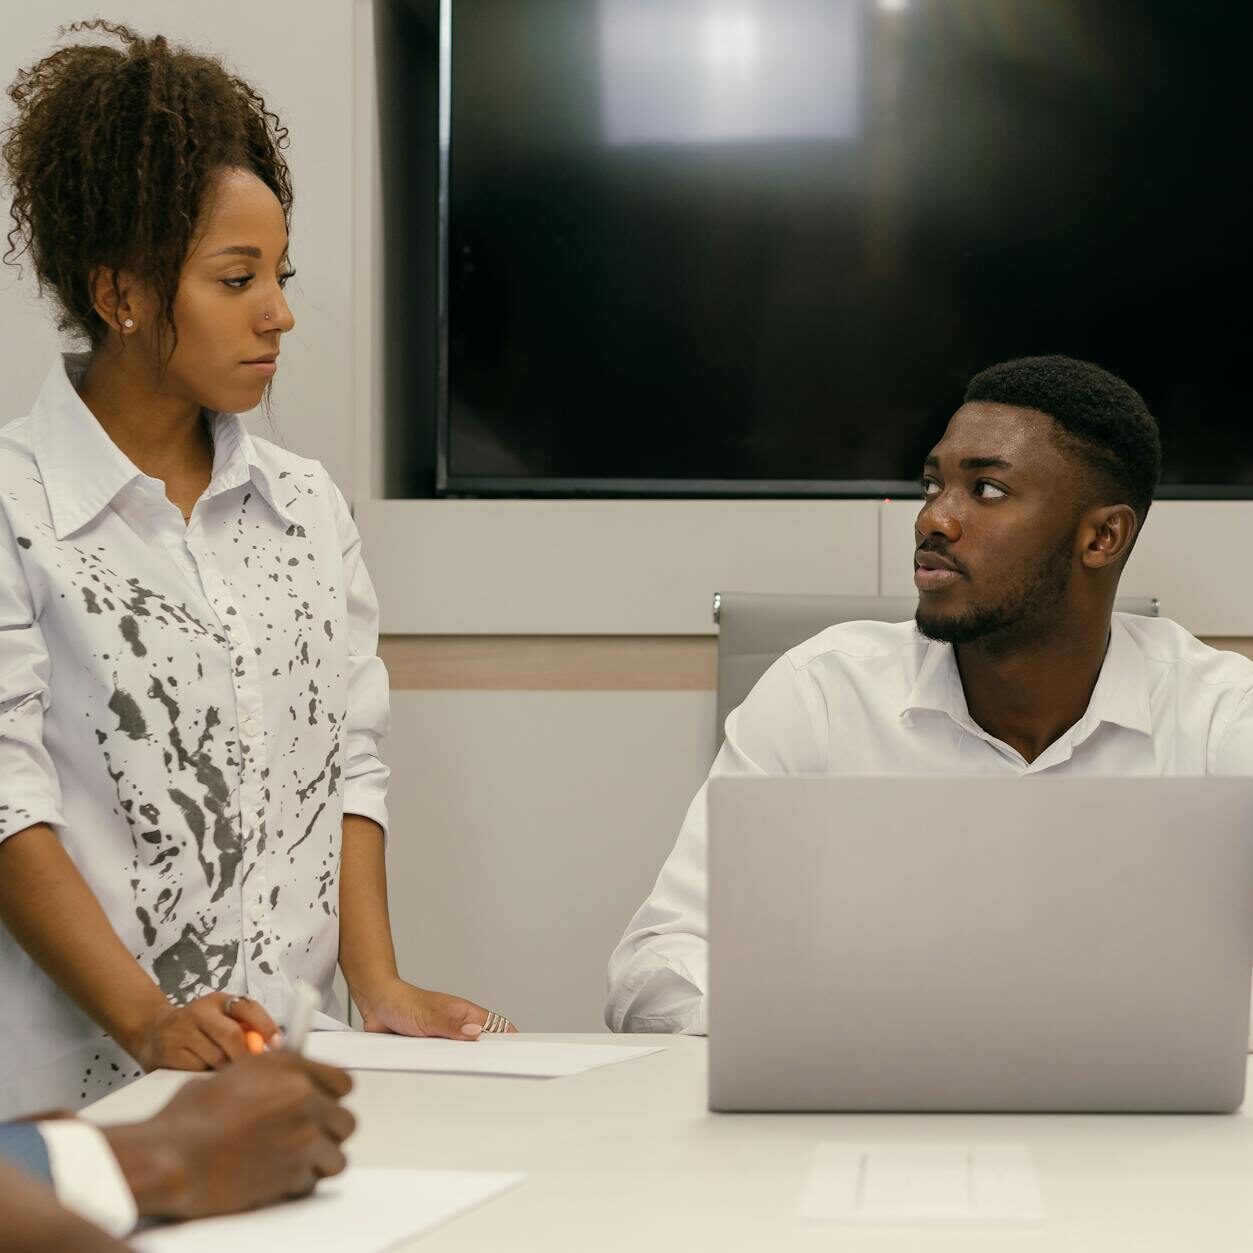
[439,0,1251,497]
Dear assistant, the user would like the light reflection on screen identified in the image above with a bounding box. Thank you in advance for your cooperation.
[598,0,861,146]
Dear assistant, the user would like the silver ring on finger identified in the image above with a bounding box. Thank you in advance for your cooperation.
[224,996,242,1016]
[482,1010,511,1034]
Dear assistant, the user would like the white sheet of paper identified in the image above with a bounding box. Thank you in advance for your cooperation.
[130,1168,524,1252]
[801,1142,1044,1225]
[304,1031,664,1077]
[311,1010,354,1032]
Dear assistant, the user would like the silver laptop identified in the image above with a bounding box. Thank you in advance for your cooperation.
[708,777,1253,1113]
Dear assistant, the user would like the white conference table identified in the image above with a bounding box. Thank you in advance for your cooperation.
[85,1034,1253,1251]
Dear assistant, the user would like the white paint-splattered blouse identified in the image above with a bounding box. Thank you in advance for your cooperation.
[0,356,390,1116]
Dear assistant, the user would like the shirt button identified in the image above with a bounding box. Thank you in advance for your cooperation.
[242,716,260,738]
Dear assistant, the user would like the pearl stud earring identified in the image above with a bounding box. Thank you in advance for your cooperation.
[122,318,135,329]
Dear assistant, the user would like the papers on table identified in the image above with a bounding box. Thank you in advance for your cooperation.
[311,1009,354,1032]
[801,1142,1044,1225]
[305,1031,665,1078]
[131,1167,524,1252]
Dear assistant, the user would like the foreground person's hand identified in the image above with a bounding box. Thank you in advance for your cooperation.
[101,1051,355,1219]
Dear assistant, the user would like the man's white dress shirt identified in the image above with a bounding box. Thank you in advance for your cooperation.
[606,614,1253,1035]
[0,356,390,1116]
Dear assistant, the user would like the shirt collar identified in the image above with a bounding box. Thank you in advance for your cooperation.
[900,629,969,726]
[30,353,296,538]
[1071,613,1154,739]
[30,354,146,540]
[900,613,1154,740]
[200,408,298,528]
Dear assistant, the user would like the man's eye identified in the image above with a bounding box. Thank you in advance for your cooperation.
[975,481,1007,499]
[921,479,940,498]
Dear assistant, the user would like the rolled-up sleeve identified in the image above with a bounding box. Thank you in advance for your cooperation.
[327,476,390,836]
[0,511,63,844]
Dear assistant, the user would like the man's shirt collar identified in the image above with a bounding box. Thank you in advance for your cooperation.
[900,613,1154,744]
[1070,613,1155,739]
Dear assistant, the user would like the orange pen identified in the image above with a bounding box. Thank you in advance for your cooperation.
[243,1027,267,1055]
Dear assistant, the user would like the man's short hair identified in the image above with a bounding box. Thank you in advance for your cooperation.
[964,355,1162,519]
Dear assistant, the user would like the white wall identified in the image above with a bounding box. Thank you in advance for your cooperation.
[0,1,357,491]
[384,691,715,1030]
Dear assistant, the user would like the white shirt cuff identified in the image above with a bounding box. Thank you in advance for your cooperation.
[38,1120,138,1238]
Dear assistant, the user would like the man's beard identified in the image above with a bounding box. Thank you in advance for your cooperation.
[915,534,1072,648]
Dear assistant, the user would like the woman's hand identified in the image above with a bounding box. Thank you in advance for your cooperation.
[122,992,281,1072]
[337,817,518,1040]
[356,976,517,1040]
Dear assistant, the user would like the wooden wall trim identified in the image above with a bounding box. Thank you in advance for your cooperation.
[379,635,717,691]
[380,635,1253,691]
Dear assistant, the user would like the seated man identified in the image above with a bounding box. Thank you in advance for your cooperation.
[606,354,1253,1035]
[0,1049,353,1248]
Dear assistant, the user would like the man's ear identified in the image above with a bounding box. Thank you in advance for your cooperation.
[1079,503,1139,570]
[87,266,149,336]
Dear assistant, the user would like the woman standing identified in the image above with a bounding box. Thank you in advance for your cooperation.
[0,21,512,1117]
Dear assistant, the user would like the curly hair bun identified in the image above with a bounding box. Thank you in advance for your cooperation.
[2,18,292,346]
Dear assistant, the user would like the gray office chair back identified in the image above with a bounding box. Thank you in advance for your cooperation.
[713,591,1161,747]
